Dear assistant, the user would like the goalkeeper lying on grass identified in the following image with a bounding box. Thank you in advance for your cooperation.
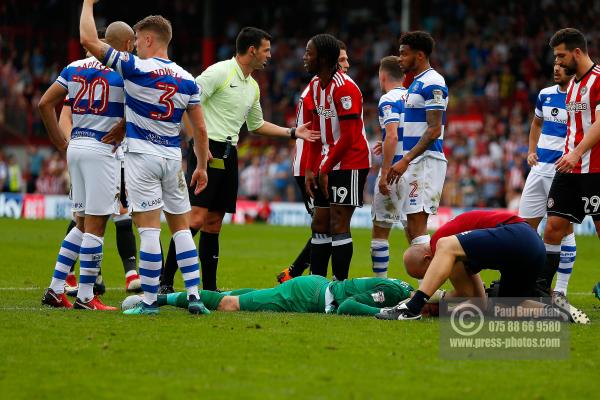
[122,275,431,316]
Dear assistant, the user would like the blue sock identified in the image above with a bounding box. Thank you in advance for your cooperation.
[173,230,200,299]
[371,239,389,278]
[555,233,576,295]
[138,228,162,305]
[49,227,83,294]
[77,233,103,302]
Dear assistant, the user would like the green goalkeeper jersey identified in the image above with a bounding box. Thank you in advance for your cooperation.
[329,278,414,316]
[159,276,413,317]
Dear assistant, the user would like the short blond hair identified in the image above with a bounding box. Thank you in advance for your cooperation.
[133,15,172,45]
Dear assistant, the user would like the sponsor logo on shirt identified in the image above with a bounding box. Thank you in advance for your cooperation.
[566,102,588,112]
[316,105,335,119]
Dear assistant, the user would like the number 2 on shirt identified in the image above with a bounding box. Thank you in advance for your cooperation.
[151,82,178,120]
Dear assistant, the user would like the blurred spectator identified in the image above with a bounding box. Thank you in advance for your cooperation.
[5,154,23,192]
[26,145,44,193]
[240,156,263,201]
[0,151,7,190]
[3,0,599,207]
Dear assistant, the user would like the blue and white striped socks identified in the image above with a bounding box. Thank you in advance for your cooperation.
[50,227,83,294]
[77,233,104,302]
[138,228,162,306]
[371,239,389,278]
[555,233,576,295]
[173,230,200,299]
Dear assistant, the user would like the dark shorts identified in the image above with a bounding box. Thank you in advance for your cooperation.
[295,176,314,215]
[328,169,369,206]
[547,172,600,223]
[456,222,546,297]
[187,139,238,213]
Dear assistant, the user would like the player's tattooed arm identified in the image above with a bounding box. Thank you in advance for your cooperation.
[79,0,108,62]
[407,109,443,162]
[387,109,442,184]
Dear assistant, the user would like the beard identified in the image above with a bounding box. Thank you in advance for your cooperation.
[563,59,577,76]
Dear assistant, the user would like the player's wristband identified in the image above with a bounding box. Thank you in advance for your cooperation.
[289,127,296,139]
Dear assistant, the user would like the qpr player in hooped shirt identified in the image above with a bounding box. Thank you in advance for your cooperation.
[387,31,448,248]
[79,0,210,315]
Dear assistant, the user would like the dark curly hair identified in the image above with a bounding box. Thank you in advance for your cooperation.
[310,33,340,70]
[399,31,435,57]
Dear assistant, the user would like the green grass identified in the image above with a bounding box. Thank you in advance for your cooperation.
[1,218,599,399]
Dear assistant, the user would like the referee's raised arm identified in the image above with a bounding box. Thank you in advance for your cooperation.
[159,27,317,293]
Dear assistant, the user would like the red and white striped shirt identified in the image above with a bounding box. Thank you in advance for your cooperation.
[565,64,600,173]
[308,70,371,173]
[292,83,315,176]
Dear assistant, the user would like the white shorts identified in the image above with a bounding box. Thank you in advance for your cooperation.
[519,171,553,218]
[124,152,191,215]
[372,175,405,228]
[67,145,121,216]
[401,157,446,217]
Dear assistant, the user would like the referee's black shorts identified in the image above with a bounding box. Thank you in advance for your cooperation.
[186,138,238,213]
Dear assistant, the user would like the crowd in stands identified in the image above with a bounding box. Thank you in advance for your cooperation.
[2,0,599,208]
[0,147,68,195]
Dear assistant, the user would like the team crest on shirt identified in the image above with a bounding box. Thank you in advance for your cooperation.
[580,86,588,95]
[382,104,393,117]
[341,96,352,110]
[545,97,551,103]
[120,52,130,62]
[432,89,444,104]
[371,291,385,303]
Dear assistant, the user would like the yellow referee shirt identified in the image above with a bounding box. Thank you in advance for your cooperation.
[195,57,264,145]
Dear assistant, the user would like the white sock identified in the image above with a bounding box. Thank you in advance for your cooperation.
[77,233,104,302]
[173,230,200,299]
[555,233,576,295]
[138,228,162,306]
[371,239,389,278]
[50,227,84,294]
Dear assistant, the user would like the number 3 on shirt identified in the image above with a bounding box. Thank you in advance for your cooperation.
[151,82,178,120]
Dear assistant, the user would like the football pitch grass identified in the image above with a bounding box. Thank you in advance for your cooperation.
[1,219,598,399]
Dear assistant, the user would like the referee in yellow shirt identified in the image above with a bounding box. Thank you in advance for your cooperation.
[160,27,318,292]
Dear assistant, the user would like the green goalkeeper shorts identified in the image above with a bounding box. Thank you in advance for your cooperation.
[238,275,329,313]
